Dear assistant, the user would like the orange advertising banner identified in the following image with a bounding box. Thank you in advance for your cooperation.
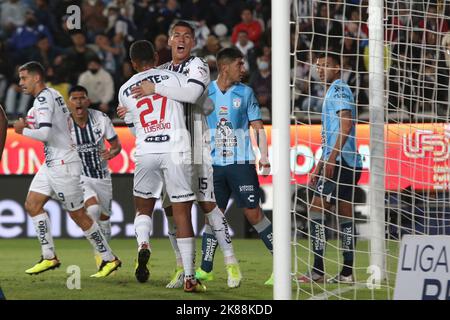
[1,124,448,190]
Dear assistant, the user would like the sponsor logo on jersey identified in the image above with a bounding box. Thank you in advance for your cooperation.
[219,106,228,116]
[232,98,241,109]
[144,135,170,143]
[37,96,46,103]
[215,118,237,148]
[239,185,255,192]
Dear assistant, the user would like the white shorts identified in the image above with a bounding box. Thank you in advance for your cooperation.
[29,162,84,211]
[133,152,195,203]
[162,145,215,208]
[81,175,113,216]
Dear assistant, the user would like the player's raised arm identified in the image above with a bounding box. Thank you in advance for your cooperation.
[0,104,7,161]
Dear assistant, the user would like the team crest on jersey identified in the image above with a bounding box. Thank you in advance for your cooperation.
[215,118,237,148]
[94,128,102,137]
[232,98,241,109]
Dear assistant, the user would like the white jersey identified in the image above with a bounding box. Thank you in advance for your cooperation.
[30,87,79,166]
[159,56,210,148]
[70,109,118,179]
[119,68,190,155]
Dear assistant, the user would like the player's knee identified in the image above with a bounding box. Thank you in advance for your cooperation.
[24,199,42,215]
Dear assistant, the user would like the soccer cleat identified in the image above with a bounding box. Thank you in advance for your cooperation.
[134,246,151,283]
[264,272,274,286]
[90,257,122,278]
[195,267,214,282]
[25,256,61,275]
[166,267,185,289]
[327,274,355,284]
[226,264,242,288]
[184,278,207,293]
[297,271,325,284]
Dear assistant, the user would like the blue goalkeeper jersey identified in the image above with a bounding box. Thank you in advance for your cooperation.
[207,81,262,166]
[321,79,362,168]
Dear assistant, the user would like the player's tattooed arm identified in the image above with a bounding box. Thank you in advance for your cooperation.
[101,136,122,160]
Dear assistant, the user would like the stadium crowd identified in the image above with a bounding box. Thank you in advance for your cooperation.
[0,0,272,121]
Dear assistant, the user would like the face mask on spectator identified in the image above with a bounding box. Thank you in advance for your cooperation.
[89,68,99,75]
[257,59,269,71]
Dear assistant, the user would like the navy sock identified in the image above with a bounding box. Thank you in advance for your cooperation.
[253,216,273,253]
[340,218,355,277]
[200,225,218,273]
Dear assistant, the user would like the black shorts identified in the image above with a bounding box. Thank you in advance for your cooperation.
[313,160,361,203]
[213,164,261,210]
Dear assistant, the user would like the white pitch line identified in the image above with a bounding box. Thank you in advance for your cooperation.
[307,283,367,300]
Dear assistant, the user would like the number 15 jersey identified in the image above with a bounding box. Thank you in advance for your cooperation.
[118,68,190,156]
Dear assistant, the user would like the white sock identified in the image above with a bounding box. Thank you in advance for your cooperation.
[166,215,183,267]
[98,219,111,242]
[206,206,237,265]
[134,214,152,251]
[84,222,114,262]
[32,212,55,259]
[177,237,196,279]
[86,204,101,222]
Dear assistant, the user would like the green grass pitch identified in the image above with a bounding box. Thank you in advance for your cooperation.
[0,238,399,300]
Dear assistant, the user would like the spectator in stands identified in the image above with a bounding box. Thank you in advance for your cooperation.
[93,33,124,77]
[66,30,98,85]
[311,2,342,50]
[78,56,115,115]
[158,0,182,36]
[8,9,53,63]
[105,4,137,47]
[250,52,272,122]
[46,59,71,103]
[33,0,58,36]
[29,34,65,72]
[208,0,240,34]
[82,0,108,42]
[197,35,222,80]
[419,4,448,33]
[231,6,263,45]
[0,0,28,36]
[235,30,254,72]
[154,33,171,66]
[53,14,76,49]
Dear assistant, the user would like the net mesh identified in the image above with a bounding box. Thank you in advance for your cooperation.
[290,0,450,300]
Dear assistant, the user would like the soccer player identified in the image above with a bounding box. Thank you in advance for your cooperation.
[118,40,205,292]
[67,85,122,265]
[297,52,362,284]
[200,47,273,284]
[0,104,7,161]
[122,21,241,289]
[13,61,121,277]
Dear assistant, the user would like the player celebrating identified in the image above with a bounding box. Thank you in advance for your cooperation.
[67,85,122,265]
[200,47,273,284]
[13,61,121,277]
[122,21,241,289]
[298,52,362,284]
[118,40,205,292]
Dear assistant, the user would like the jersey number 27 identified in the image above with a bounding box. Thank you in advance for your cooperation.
[137,94,167,127]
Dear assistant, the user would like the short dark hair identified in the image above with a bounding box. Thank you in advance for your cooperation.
[18,61,45,80]
[216,47,244,66]
[317,52,341,66]
[129,40,156,65]
[69,85,88,96]
[169,20,195,37]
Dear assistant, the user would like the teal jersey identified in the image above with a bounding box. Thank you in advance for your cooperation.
[321,79,362,168]
[206,81,262,166]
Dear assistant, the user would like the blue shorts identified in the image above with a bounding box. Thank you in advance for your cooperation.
[313,160,361,203]
[213,164,261,209]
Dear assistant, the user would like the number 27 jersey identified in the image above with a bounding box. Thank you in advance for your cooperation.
[118,68,190,156]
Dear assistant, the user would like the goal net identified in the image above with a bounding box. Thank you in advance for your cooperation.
[290,0,450,299]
